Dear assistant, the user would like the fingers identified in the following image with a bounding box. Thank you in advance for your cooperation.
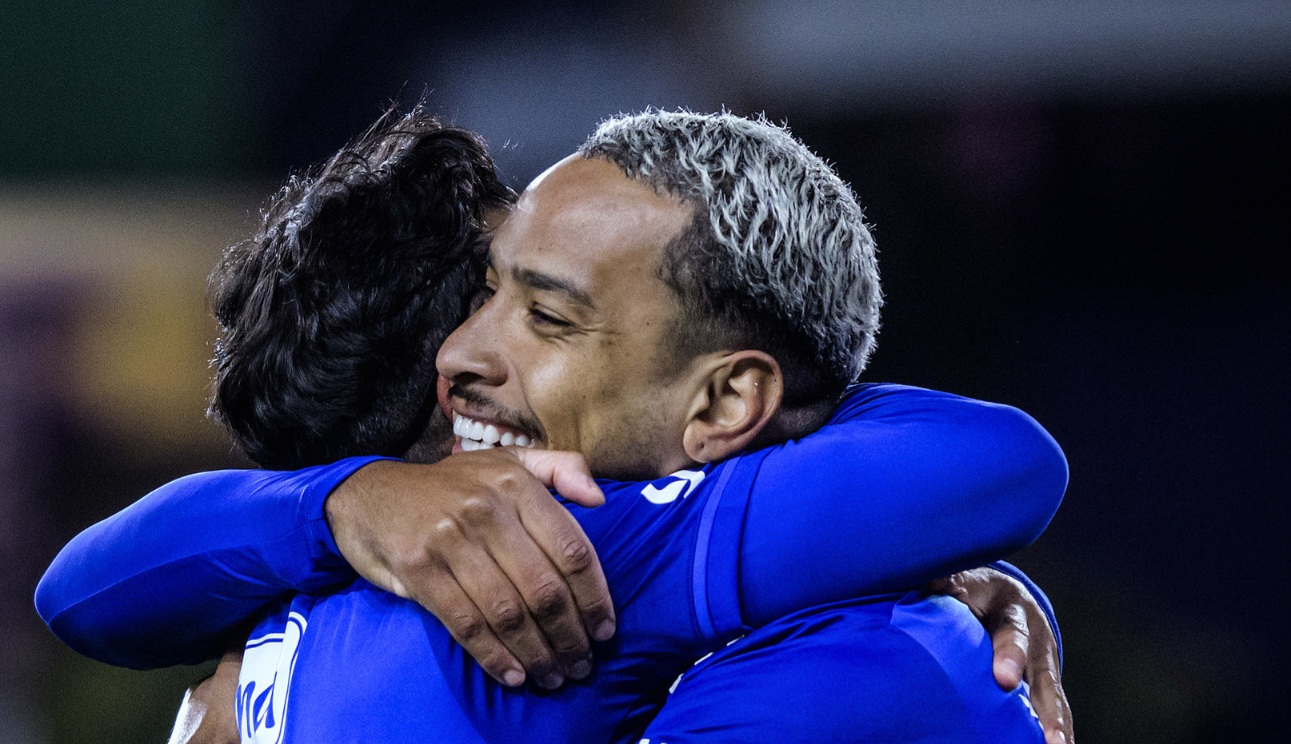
[515,482,617,645]
[196,647,246,744]
[404,557,528,688]
[407,485,590,689]
[1029,664,1072,744]
[988,602,1030,690]
[459,486,592,685]
[923,575,955,596]
[965,565,1073,742]
[170,644,245,744]
[167,683,208,744]
[935,567,1028,689]
[511,448,605,507]
[1022,605,1072,744]
[483,452,615,680]
[451,536,570,689]
[485,507,600,682]
[330,454,615,690]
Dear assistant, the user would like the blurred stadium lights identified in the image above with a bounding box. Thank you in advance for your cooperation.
[427,28,699,182]
[724,0,1291,109]
[427,0,1291,178]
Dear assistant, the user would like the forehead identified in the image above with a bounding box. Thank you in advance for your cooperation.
[489,156,692,291]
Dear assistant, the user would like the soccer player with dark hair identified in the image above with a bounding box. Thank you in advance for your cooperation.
[209,108,514,469]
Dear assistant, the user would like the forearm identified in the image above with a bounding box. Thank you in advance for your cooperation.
[34,458,381,668]
[738,385,1068,626]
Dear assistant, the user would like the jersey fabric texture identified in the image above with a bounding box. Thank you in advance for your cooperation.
[641,594,1041,743]
[37,384,1067,744]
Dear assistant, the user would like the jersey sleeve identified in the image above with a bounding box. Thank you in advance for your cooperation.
[33,456,385,669]
[719,384,1068,632]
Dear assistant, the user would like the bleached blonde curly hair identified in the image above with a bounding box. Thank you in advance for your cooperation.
[580,109,882,402]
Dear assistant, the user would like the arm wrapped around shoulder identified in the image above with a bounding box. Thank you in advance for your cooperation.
[737,384,1068,627]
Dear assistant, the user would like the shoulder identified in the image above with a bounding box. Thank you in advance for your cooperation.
[654,595,1042,743]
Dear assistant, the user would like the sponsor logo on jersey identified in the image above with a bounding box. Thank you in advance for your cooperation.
[640,469,706,504]
[236,611,306,743]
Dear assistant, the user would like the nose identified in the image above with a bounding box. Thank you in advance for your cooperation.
[436,297,507,389]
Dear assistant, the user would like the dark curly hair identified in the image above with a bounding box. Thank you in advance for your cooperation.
[209,107,515,469]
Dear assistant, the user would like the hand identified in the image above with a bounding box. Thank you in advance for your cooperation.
[324,448,615,689]
[167,647,242,744]
[927,567,1073,744]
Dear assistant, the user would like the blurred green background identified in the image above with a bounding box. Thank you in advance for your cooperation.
[3,2,1288,742]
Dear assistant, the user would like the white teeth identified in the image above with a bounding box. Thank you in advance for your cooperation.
[454,413,532,449]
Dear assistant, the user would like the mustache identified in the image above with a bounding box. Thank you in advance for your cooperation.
[448,384,544,439]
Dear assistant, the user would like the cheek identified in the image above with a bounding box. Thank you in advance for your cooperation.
[548,350,633,442]
[579,387,682,480]
[520,351,599,443]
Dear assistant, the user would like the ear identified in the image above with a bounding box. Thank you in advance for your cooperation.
[682,350,783,464]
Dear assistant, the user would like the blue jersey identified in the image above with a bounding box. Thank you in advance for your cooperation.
[642,594,1042,743]
[37,384,1067,743]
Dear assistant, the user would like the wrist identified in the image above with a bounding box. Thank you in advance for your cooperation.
[302,456,397,577]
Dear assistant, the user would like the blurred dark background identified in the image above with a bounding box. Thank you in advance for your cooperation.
[3,2,1288,742]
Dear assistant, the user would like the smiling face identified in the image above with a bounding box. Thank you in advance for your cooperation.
[435,155,706,480]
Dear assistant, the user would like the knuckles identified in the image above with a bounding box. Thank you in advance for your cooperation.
[457,495,499,527]
[390,537,444,574]
[527,579,571,620]
[431,514,462,539]
[448,612,488,643]
[555,537,594,573]
[579,595,614,621]
[488,601,528,634]
[487,467,526,495]
[520,654,556,677]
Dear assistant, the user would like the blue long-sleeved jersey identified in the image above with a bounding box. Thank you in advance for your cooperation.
[36,384,1067,743]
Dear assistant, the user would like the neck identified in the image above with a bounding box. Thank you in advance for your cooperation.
[750,397,836,450]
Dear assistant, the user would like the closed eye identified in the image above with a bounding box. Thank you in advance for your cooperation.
[468,284,495,315]
[529,305,573,328]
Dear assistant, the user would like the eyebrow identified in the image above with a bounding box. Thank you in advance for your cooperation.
[511,266,597,311]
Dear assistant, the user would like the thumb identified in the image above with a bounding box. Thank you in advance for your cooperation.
[510,448,605,507]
